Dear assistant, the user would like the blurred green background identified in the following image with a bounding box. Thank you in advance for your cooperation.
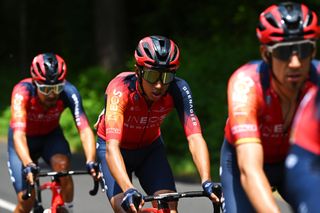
[1,0,320,181]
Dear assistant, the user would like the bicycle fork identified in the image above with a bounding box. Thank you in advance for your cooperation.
[39,178,65,213]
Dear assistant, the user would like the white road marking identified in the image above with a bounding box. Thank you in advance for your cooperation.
[0,198,15,212]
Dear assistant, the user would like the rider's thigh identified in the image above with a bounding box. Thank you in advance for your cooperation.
[41,127,71,165]
[135,137,176,195]
[220,140,255,213]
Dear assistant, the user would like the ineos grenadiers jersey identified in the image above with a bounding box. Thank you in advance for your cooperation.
[225,60,320,163]
[96,72,202,149]
[290,87,320,155]
[10,78,90,136]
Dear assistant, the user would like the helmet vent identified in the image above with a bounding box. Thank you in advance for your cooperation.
[57,62,65,79]
[257,22,266,31]
[171,47,178,61]
[136,48,143,57]
[36,63,45,77]
[285,18,301,30]
[265,13,279,28]
[143,43,154,59]
[305,12,313,27]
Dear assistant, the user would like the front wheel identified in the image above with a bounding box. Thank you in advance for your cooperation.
[33,205,45,213]
[56,206,69,213]
[141,207,171,213]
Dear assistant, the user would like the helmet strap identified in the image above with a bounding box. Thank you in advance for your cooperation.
[136,67,147,96]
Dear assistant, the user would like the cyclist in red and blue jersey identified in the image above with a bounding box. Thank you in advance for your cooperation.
[7,53,99,213]
[220,2,320,213]
[285,80,320,212]
[95,35,219,213]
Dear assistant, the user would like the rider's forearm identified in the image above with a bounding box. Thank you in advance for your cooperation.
[240,169,280,213]
[106,140,134,191]
[187,133,212,182]
[236,143,280,213]
[13,130,33,166]
[79,127,96,162]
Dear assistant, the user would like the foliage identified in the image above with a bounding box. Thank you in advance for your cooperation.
[0,107,10,138]
[1,0,320,180]
[59,67,113,151]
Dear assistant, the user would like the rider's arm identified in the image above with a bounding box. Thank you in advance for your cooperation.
[79,127,96,163]
[228,71,280,213]
[105,139,134,191]
[187,133,211,183]
[10,84,33,166]
[62,82,97,163]
[187,133,219,202]
[13,130,33,166]
[236,142,280,213]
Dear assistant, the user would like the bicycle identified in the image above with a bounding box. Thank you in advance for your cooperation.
[140,183,222,213]
[22,170,104,213]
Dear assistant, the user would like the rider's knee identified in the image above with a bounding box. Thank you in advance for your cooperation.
[50,154,70,171]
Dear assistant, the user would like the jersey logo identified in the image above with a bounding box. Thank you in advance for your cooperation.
[110,89,123,111]
[13,93,24,118]
[232,72,254,111]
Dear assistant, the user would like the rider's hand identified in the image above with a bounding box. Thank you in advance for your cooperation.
[86,161,101,180]
[23,162,40,186]
[121,188,143,212]
[202,180,220,203]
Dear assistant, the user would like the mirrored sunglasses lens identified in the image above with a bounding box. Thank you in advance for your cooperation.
[37,83,64,95]
[272,46,292,61]
[162,72,175,84]
[299,43,314,59]
[143,70,161,84]
[56,84,65,93]
[39,86,51,95]
[272,42,314,61]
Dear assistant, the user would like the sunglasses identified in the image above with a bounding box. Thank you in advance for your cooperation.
[141,68,175,85]
[267,40,316,61]
[35,81,65,95]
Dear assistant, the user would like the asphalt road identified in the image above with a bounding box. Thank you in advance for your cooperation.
[0,140,293,213]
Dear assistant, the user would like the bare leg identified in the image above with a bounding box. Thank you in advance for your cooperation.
[154,189,178,213]
[14,190,35,213]
[50,154,74,202]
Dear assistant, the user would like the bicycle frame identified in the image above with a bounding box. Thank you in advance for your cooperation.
[22,170,103,213]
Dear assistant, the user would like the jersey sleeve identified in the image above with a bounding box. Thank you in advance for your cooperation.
[290,87,320,154]
[104,79,129,142]
[170,78,202,137]
[10,83,30,132]
[61,82,90,131]
[227,71,261,145]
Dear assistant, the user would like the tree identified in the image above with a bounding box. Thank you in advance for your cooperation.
[93,0,126,73]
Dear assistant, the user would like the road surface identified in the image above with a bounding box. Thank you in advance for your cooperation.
[0,140,292,212]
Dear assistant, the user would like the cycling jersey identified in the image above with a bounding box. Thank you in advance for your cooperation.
[10,78,90,136]
[290,87,320,154]
[96,72,202,149]
[285,86,320,212]
[224,60,320,163]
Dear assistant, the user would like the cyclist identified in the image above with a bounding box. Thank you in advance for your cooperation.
[220,2,320,213]
[95,35,219,213]
[7,53,99,213]
[285,79,320,212]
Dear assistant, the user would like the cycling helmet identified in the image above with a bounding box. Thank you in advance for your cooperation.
[256,2,320,44]
[30,53,67,84]
[135,35,180,71]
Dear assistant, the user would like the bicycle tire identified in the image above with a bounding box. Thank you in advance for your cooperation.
[140,208,160,213]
